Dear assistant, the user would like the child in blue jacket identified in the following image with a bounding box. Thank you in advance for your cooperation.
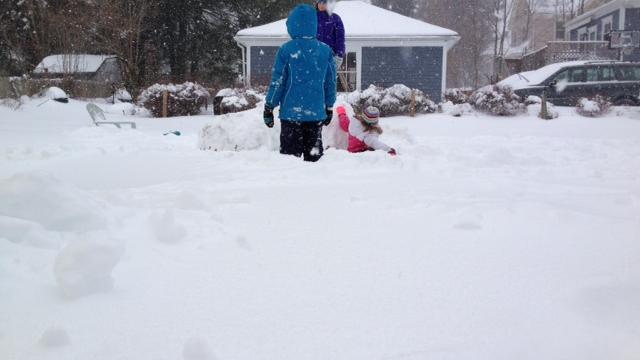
[263,4,337,162]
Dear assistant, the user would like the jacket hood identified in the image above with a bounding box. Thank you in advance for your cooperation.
[287,4,318,39]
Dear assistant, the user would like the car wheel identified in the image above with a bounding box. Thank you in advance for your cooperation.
[613,97,638,106]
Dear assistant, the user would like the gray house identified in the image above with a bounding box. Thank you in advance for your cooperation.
[234,0,459,102]
[565,0,640,60]
[32,54,123,83]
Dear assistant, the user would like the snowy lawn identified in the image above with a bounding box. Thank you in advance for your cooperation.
[1,99,640,360]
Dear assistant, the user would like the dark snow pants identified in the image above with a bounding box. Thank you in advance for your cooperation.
[280,120,324,162]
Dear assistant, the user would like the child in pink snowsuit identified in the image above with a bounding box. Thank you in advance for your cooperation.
[337,105,396,155]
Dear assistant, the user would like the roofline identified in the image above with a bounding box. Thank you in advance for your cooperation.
[564,0,626,28]
[235,34,460,43]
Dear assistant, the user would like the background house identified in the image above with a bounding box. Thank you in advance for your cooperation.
[32,54,123,83]
[564,0,640,63]
[234,0,459,102]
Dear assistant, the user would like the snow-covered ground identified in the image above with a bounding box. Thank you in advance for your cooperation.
[1,97,640,360]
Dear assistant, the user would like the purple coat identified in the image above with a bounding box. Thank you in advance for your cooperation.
[316,10,345,58]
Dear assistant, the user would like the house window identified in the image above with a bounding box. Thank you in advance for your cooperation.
[602,15,614,40]
[338,52,357,92]
[578,28,588,41]
[588,25,598,41]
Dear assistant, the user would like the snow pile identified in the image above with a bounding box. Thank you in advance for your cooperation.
[214,88,264,115]
[54,238,124,299]
[469,85,525,116]
[38,327,71,348]
[199,112,279,152]
[441,101,473,117]
[138,82,210,117]
[346,84,436,117]
[0,173,106,232]
[577,96,611,117]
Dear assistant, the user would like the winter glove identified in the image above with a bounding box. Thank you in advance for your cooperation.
[323,108,333,126]
[388,148,397,156]
[263,105,274,128]
[337,106,347,116]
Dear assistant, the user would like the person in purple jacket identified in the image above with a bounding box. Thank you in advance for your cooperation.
[315,0,346,70]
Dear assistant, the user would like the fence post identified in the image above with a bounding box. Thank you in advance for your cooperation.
[162,91,169,118]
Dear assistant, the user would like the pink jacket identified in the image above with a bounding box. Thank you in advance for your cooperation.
[337,106,391,153]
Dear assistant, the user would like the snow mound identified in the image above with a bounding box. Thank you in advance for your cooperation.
[0,173,106,232]
[38,327,71,348]
[199,113,279,152]
[54,238,124,299]
[183,338,217,360]
[0,215,63,249]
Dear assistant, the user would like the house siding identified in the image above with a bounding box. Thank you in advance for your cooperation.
[570,10,620,40]
[625,8,640,30]
[361,46,443,102]
[623,8,640,61]
[250,46,279,86]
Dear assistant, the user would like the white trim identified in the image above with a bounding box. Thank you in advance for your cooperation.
[602,15,615,39]
[355,46,363,91]
[247,46,252,87]
[565,0,624,30]
[620,7,627,30]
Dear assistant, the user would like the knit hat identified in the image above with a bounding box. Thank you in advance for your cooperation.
[362,106,380,125]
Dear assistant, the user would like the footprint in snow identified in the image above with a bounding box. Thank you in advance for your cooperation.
[453,221,483,231]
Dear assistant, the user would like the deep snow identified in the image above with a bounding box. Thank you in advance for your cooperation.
[1,97,640,360]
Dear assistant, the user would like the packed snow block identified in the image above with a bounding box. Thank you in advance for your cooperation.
[346,84,437,117]
[149,210,187,244]
[0,173,106,232]
[213,88,264,115]
[38,327,71,348]
[469,85,526,116]
[138,82,209,117]
[576,95,611,117]
[54,239,124,299]
[199,113,279,152]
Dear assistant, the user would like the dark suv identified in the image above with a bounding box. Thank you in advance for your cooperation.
[506,61,640,106]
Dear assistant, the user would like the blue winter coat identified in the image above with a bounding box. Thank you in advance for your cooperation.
[265,4,337,122]
[316,10,346,58]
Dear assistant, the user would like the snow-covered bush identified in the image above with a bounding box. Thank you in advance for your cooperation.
[346,84,437,117]
[112,88,133,103]
[44,87,69,103]
[138,82,209,117]
[444,88,471,105]
[576,95,611,117]
[469,85,525,116]
[214,88,264,115]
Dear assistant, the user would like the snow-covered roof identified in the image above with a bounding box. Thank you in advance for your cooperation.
[236,0,458,40]
[34,55,117,74]
[498,60,625,89]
